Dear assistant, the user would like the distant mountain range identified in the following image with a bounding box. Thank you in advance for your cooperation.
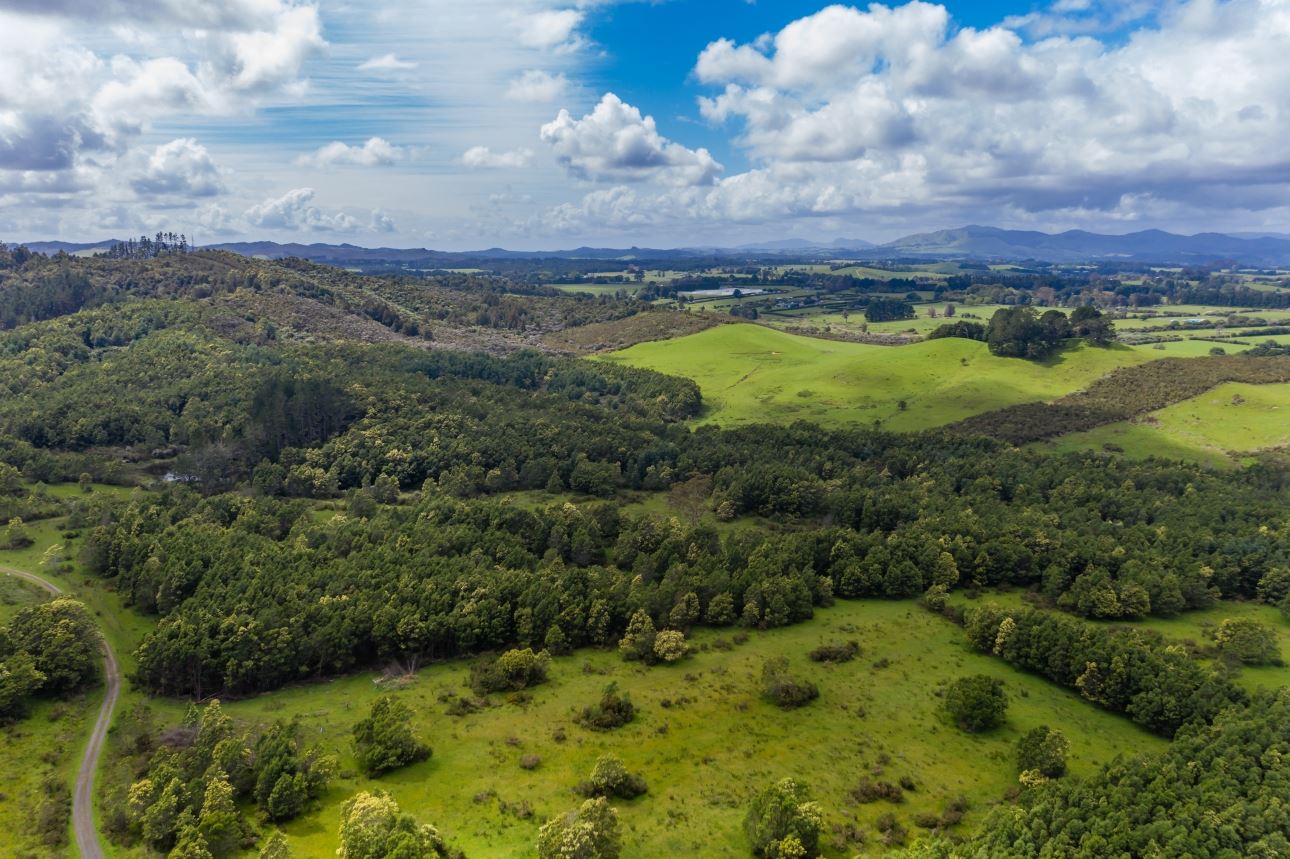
[16,226,1290,265]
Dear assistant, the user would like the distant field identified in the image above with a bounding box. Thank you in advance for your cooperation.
[217,599,1161,858]
[1042,381,1290,466]
[602,324,1153,430]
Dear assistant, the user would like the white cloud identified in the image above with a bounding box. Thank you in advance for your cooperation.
[131,138,225,197]
[506,69,568,102]
[244,187,360,231]
[296,137,404,169]
[358,52,418,73]
[537,0,1290,239]
[540,93,723,186]
[515,9,586,52]
[461,146,533,168]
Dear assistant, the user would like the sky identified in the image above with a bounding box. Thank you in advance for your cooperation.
[1,0,1288,249]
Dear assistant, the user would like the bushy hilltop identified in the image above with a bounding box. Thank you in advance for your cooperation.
[0,249,641,352]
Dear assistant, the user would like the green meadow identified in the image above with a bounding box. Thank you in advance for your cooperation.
[602,323,1152,430]
[1042,381,1290,466]
[200,600,1161,858]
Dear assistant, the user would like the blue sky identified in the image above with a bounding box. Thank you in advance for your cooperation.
[1,0,1285,248]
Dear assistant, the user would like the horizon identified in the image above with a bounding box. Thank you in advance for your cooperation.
[2,1,1289,250]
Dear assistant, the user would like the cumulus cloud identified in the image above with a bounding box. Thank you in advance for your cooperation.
[506,69,568,102]
[540,93,722,186]
[461,146,533,168]
[130,137,224,196]
[244,187,360,231]
[538,0,1290,237]
[358,52,418,73]
[515,9,586,52]
[296,137,404,169]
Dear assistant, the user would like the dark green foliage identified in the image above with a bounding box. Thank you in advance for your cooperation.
[926,320,986,341]
[577,683,636,731]
[744,778,824,859]
[253,720,334,821]
[761,657,819,709]
[952,693,1290,858]
[1213,618,1281,665]
[864,298,916,323]
[986,306,1071,359]
[965,604,1245,736]
[808,640,860,663]
[6,598,100,694]
[1016,726,1068,778]
[352,696,432,777]
[942,675,1007,732]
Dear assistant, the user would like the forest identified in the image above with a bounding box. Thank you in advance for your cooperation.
[0,248,1288,858]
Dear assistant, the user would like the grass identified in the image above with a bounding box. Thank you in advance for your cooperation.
[601,323,1154,431]
[207,599,1162,858]
[1041,381,1290,466]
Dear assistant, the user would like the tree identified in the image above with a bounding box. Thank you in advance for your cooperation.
[668,592,701,631]
[653,629,689,663]
[197,772,243,857]
[537,798,621,859]
[7,599,99,694]
[0,651,44,722]
[864,299,916,323]
[337,790,456,859]
[1016,726,1068,779]
[584,754,648,799]
[259,832,292,859]
[618,609,658,663]
[352,696,432,776]
[744,778,824,859]
[1214,618,1281,665]
[1070,305,1115,345]
[3,516,32,549]
[943,675,1007,732]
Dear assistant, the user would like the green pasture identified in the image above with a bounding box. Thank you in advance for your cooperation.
[602,323,1153,431]
[211,599,1161,858]
[1042,382,1290,466]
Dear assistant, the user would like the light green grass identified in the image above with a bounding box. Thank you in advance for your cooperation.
[212,599,1162,858]
[602,323,1153,430]
[1043,382,1290,466]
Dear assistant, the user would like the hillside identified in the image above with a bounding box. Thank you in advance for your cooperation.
[602,323,1154,430]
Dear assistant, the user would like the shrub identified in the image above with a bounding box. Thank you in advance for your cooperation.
[808,641,860,663]
[1213,618,1281,665]
[3,516,33,549]
[745,778,824,859]
[578,754,648,800]
[577,683,636,731]
[851,779,904,804]
[761,658,819,710]
[471,648,551,694]
[653,629,689,663]
[351,696,431,777]
[1016,726,1068,779]
[537,798,620,859]
[943,675,1007,732]
[337,790,457,858]
[519,754,541,770]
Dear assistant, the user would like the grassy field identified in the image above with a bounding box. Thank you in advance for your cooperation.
[205,599,1163,858]
[1041,381,1290,466]
[602,323,1154,430]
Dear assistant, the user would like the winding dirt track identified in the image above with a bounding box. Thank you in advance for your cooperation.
[2,564,118,859]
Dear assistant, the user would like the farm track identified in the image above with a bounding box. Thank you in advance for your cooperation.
[1,564,118,859]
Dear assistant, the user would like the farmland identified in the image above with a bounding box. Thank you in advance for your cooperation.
[602,323,1153,430]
